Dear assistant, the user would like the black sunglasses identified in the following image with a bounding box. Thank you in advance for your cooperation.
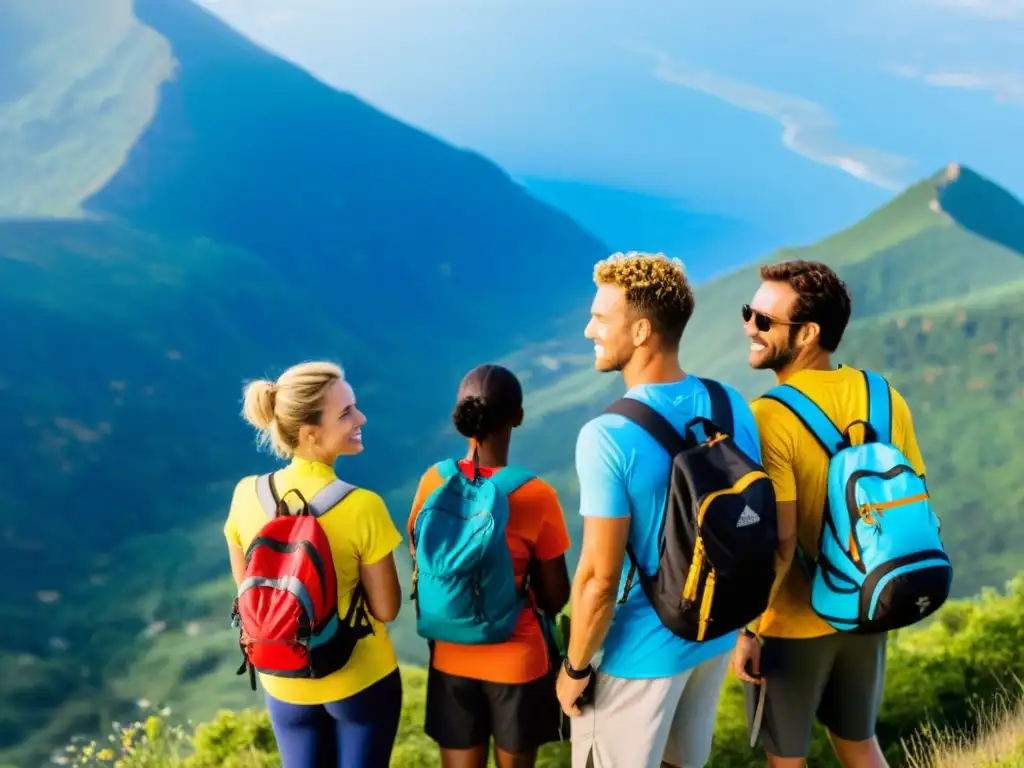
[742,304,801,333]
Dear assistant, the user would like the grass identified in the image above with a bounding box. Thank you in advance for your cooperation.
[5,153,1024,764]
[41,574,1024,768]
[905,687,1024,768]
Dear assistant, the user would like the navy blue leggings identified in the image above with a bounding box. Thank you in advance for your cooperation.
[265,669,402,767]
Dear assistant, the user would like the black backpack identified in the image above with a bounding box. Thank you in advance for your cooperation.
[606,377,778,642]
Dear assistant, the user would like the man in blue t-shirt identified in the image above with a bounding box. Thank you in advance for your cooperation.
[556,251,762,768]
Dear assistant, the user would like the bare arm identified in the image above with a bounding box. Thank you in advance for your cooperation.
[359,553,401,623]
[758,499,798,630]
[531,555,571,617]
[747,400,800,633]
[228,541,246,586]
[567,516,630,670]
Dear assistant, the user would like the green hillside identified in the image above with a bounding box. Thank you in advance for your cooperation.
[52,573,1024,768]
[1,0,609,761]
[0,0,175,217]
[5,162,1020,767]
[502,162,1024,597]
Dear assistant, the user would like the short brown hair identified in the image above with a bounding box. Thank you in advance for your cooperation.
[594,251,695,349]
[759,259,852,352]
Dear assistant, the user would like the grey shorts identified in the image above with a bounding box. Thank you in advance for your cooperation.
[572,651,731,768]
[743,632,887,759]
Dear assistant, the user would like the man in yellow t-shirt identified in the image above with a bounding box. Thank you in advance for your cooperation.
[733,260,926,768]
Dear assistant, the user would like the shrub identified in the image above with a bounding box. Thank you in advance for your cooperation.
[58,576,1024,768]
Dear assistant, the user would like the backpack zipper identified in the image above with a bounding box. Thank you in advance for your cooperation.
[858,492,929,522]
[844,465,917,553]
[682,470,769,602]
[697,570,716,641]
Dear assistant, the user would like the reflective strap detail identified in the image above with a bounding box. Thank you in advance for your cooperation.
[863,371,893,445]
[238,575,315,621]
[308,480,356,518]
[256,474,277,518]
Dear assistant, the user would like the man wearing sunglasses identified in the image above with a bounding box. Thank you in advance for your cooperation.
[733,259,926,768]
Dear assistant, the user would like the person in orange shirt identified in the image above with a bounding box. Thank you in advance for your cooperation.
[408,363,571,768]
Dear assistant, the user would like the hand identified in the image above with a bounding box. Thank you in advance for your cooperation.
[556,663,592,718]
[732,632,762,684]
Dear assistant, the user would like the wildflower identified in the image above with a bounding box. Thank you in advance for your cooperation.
[144,714,162,741]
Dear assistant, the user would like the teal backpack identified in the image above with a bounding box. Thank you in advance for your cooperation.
[411,460,535,644]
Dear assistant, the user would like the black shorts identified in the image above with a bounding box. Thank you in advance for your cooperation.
[424,665,563,753]
[743,631,888,759]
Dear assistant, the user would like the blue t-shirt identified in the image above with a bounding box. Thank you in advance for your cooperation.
[575,375,762,680]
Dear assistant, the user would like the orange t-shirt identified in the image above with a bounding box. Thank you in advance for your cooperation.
[408,460,571,685]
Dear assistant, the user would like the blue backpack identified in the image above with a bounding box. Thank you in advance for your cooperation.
[411,460,535,644]
[761,369,953,633]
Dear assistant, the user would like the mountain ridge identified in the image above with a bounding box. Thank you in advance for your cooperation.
[2,1,1023,762]
[4,162,1023,767]
[0,3,610,760]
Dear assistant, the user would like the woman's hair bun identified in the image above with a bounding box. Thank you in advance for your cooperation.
[452,395,494,441]
[242,379,277,431]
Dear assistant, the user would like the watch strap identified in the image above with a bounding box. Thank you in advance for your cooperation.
[563,656,592,680]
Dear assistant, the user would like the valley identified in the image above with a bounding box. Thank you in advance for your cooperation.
[1,0,1022,763]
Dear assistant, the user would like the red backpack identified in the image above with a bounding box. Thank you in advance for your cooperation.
[232,472,374,689]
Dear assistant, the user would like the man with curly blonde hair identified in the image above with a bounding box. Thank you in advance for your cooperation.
[557,252,763,767]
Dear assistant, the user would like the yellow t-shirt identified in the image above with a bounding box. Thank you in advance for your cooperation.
[224,457,403,704]
[752,366,927,639]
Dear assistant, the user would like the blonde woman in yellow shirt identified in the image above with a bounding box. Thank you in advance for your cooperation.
[224,361,403,767]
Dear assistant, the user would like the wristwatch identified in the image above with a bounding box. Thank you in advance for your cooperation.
[562,656,592,680]
[742,627,758,640]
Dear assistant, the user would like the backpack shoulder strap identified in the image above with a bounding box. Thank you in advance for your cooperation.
[862,370,893,445]
[603,397,688,457]
[696,377,735,438]
[490,466,535,497]
[434,459,460,480]
[255,473,278,518]
[309,479,357,518]
[760,384,845,457]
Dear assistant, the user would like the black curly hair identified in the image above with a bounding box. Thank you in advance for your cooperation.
[452,364,523,443]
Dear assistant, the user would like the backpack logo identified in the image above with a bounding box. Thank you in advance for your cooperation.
[411,461,535,645]
[760,369,953,634]
[736,506,761,528]
[604,377,779,644]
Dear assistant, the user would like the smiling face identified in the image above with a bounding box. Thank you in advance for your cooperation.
[298,378,366,463]
[745,280,804,371]
[585,282,643,372]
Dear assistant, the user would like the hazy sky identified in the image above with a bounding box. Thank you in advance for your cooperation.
[193,0,1024,247]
